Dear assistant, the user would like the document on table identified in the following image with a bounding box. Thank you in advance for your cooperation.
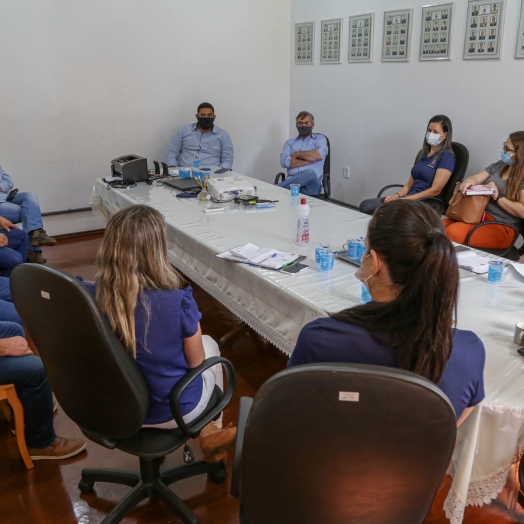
[217,243,299,269]
[510,261,524,281]
[456,251,492,274]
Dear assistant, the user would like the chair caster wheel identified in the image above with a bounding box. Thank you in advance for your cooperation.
[78,479,94,493]
[210,469,226,484]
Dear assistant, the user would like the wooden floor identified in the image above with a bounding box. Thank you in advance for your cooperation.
[0,233,515,523]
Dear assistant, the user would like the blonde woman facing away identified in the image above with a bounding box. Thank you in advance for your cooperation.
[443,131,524,249]
[80,205,235,463]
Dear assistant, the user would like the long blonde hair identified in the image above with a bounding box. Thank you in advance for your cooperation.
[504,131,524,202]
[96,205,184,357]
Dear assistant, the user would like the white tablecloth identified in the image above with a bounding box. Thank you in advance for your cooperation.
[91,172,524,523]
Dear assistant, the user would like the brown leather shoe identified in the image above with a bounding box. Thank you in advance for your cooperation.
[30,229,56,247]
[199,426,237,463]
[28,436,86,460]
[26,251,47,264]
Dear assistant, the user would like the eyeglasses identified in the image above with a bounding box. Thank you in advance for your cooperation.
[503,142,516,153]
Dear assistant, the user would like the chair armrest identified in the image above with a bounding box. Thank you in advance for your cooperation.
[231,396,253,499]
[377,184,403,198]
[323,172,331,199]
[465,221,519,257]
[275,173,285,184]
[169,356,236,439]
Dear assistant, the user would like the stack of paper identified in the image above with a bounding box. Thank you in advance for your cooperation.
[456,251,491,274]
[217,243,298,269]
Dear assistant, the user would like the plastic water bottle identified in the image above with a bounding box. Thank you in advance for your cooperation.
[296,198,310,247]
[193,155,200,170]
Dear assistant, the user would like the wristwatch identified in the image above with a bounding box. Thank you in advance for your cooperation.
[495,194,503,202]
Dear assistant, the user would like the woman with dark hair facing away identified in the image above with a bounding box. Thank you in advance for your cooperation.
[80,205,236,462]
[359,115,456,215]
[443,131,524,249]
[289,200,485,424]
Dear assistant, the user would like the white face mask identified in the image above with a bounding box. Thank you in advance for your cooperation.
[355,253,374,291]
[426,131,443,146]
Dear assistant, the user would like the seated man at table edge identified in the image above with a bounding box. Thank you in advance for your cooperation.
[0,322,87,460]
[0,164,56,264]
[289,200,485,425]
[166,102,234,170]
[276,111,329,196]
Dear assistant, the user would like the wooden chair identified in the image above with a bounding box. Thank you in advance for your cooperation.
[0,384,34,469]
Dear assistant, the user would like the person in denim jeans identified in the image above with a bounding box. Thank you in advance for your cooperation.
[0,217,29,277]
[0,164,56,264]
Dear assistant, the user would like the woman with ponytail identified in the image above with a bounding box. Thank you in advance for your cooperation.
[289,200,485,424]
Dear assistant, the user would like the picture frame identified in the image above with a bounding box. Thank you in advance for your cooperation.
[419,3,454,60]
[382,8,412,61]
[348,13,374,63]
[515,0,524,58]
[295,22,315,64]
[320,17,343,64]
[463,0,504,59]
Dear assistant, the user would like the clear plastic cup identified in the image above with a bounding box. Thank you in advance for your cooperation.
[320,252,335,272]
[347,239,358,260]
[487,260,504,284]
[179,168,191,179]
[290,184,300,197]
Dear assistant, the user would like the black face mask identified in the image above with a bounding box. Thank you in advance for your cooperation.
[198,117,214,130]
[297,125,312,137]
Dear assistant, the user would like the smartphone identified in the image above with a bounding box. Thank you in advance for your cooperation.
[214,167,229,174]
[280,263,309,275]
[517,348,524,358]
[6,188,18,201]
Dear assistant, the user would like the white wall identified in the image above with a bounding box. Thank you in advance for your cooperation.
[0,0,291,212]
[290,0,524,207]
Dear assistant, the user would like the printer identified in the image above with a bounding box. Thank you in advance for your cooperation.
[110,155,148,182]
[207,176,255,201]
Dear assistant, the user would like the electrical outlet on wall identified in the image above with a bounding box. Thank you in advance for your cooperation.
[343,167,350,179]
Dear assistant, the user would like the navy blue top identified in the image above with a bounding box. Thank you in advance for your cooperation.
[409,150,455,196]
[288,317,485,419]
[82,282,203,424]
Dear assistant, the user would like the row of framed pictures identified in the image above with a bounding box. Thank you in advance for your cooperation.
[295,0,524,64]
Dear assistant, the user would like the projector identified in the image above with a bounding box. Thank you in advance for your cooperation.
[207,176,255,201]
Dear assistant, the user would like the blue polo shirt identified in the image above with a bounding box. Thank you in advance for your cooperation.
[81,281,204,425]
[409,150,455,196]
[288,317,485,420]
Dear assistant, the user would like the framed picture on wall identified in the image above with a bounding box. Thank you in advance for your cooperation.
[348,13,374,62]
[295,22,315,64]
[382,8,412,61]
[320,17,343,64]
[463,0,505,59]
[515,0,524,58]
[419,3,454,60]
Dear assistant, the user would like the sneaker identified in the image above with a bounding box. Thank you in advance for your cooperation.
[27,251,47,264]
[28,436,86,460]
[30,229,56,247]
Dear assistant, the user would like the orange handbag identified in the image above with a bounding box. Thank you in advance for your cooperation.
[445,183,490,224]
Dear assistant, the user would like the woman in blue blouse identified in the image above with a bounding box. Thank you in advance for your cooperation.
[83,205,235,462]
[359,115,456,215]
[289,200,485,424]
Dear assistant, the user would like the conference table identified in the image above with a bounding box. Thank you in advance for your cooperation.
[91,169,524,524]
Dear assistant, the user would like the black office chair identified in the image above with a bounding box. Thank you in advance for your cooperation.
[465,221,523,261]
[375,142,470,215]
[10,264,236,524]
[275,134,331,200]
[231,363,456,524]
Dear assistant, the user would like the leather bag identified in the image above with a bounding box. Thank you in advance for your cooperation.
[445,183,490,224]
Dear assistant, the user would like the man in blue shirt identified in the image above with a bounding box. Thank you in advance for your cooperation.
[277,111,329,196]
[0,165,55,264]
[166,103,234,169]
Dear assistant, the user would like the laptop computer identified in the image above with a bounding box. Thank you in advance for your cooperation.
[163,178,201,191]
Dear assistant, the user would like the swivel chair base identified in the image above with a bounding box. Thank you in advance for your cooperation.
[79,456,226,524]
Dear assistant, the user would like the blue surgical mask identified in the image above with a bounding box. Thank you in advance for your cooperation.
[355,254,373,291]
[501,150,515,165]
